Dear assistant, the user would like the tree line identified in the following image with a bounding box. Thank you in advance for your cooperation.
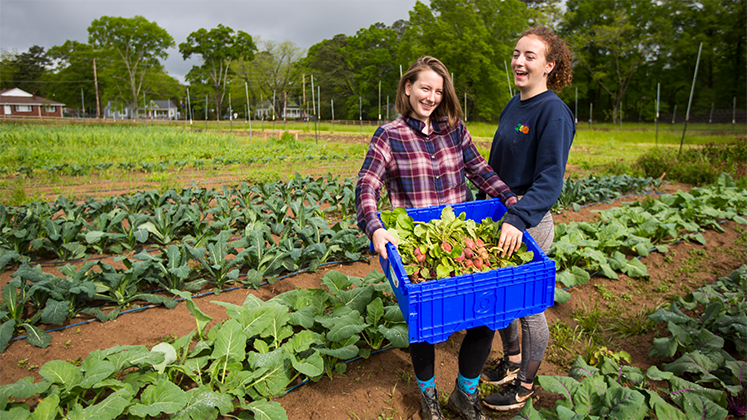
[0,0,744,124]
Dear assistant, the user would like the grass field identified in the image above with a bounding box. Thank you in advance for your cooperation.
[0,121,743,205]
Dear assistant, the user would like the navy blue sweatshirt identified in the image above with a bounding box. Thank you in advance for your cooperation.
[477,90,575,231]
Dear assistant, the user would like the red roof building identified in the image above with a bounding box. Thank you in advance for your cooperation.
[0,88,65,118]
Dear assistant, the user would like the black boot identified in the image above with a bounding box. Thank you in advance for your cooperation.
[419,387,444,420]
[447,380,488,420]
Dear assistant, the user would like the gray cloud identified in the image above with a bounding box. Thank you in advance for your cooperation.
[0,0,420,82]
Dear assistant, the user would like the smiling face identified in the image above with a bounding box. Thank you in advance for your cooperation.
[512,35,556,100]
[405,69,443,129]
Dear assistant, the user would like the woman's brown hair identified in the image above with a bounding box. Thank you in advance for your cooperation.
[395,56,462,127]
[520,27,573,92]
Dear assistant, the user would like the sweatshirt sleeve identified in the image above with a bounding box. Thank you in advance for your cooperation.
[504,117,574,231]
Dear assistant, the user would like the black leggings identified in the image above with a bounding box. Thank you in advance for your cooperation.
[410,326,495,381]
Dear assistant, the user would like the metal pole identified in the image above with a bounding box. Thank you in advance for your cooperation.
[589,103,593,130]
[655,83,660,144]
[709,103,714,124]
[331,99,334,121]
[679,42,702,159]
[672,105,677,127]
[733,96,737,133]
[359,96,362,132]
[464,92,467,122]
[317,85,320,142]
[574,87,578,124]
[272,89,276,130]
[399,64,402,79]
[386,95,389,121]
[187,88,193,128]
[378,80,381,125]
[245,82,252,143]
[504,60,513,98]
[81,87,85,118]
[205,95,208,129]
[229,92,232,131]
[620,101,623,129]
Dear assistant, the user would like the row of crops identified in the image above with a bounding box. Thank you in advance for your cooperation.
[0,174,683,353]
[1,173,746,419]
[0,124,361,178]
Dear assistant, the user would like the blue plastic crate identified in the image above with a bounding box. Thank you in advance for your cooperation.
[377,198,556,344]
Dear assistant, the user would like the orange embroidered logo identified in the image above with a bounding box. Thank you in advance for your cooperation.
[515,124,530,134]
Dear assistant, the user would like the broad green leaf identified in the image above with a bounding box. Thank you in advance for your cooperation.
[0,319,16,353]
[79,359,116,389]
[652,400,689,420]
[240,399,288,420]
[211,319,246,362]
[511,398,545,420]
[21,323,51,348]
[326,311,368,342]
[2,405,30,419]
[30,394,59,420]
[247,349,293,399]
[170,386,234,420]
[664,351,720,377]
[40,299,68,325]
[557,266,590,288]
[681,393,728,420]
[568,356,599,380]
[129,379,187,417]
[282,330,322,353]
[601,386,648,420]
[536,375,579,401]
[67,388,132,420]
[621,258,648,279]
[338,285,374,314]
[366,297,385,326]
[290,351,324,377]
[554,287,571,304]
[39,360,82,388]
[150,342,177,374]
[320,270,353,297]
[0,377,51,411]
[378,324,409,348]
[317,343,360,360]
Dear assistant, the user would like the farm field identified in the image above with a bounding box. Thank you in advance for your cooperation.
[1,124,746,419]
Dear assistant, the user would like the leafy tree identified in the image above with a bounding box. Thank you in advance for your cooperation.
[10,46,51,96]
[304,23,403,121]
[232,38,304,120]
[304,34,356,119]
[401,0,531,121]
[46,41,98,112]
[562,0,659,123]
[88,15,175,116]
[0,50,20,90]
[179,24,257,120]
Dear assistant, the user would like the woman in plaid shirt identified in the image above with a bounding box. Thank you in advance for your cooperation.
[355,56,521,420]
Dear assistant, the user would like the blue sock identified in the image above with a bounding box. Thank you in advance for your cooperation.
[417,376,436,393]
[457,372,479,395]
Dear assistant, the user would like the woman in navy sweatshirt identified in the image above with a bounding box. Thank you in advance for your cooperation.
[477,26,575,411]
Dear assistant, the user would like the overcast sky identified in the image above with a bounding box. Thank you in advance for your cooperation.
[0,0,421,82]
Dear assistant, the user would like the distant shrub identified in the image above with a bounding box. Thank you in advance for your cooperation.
[635,137,747,185]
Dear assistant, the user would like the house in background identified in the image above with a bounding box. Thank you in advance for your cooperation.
[254,99,303,120]
[0,88,65,117]
[104,99,180,120]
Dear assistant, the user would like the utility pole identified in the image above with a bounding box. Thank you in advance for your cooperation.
[93,58,101,119]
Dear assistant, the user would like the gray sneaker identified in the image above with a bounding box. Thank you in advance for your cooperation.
[419,387,444,420]
[447,381,488,420]
[481,356,520,386]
